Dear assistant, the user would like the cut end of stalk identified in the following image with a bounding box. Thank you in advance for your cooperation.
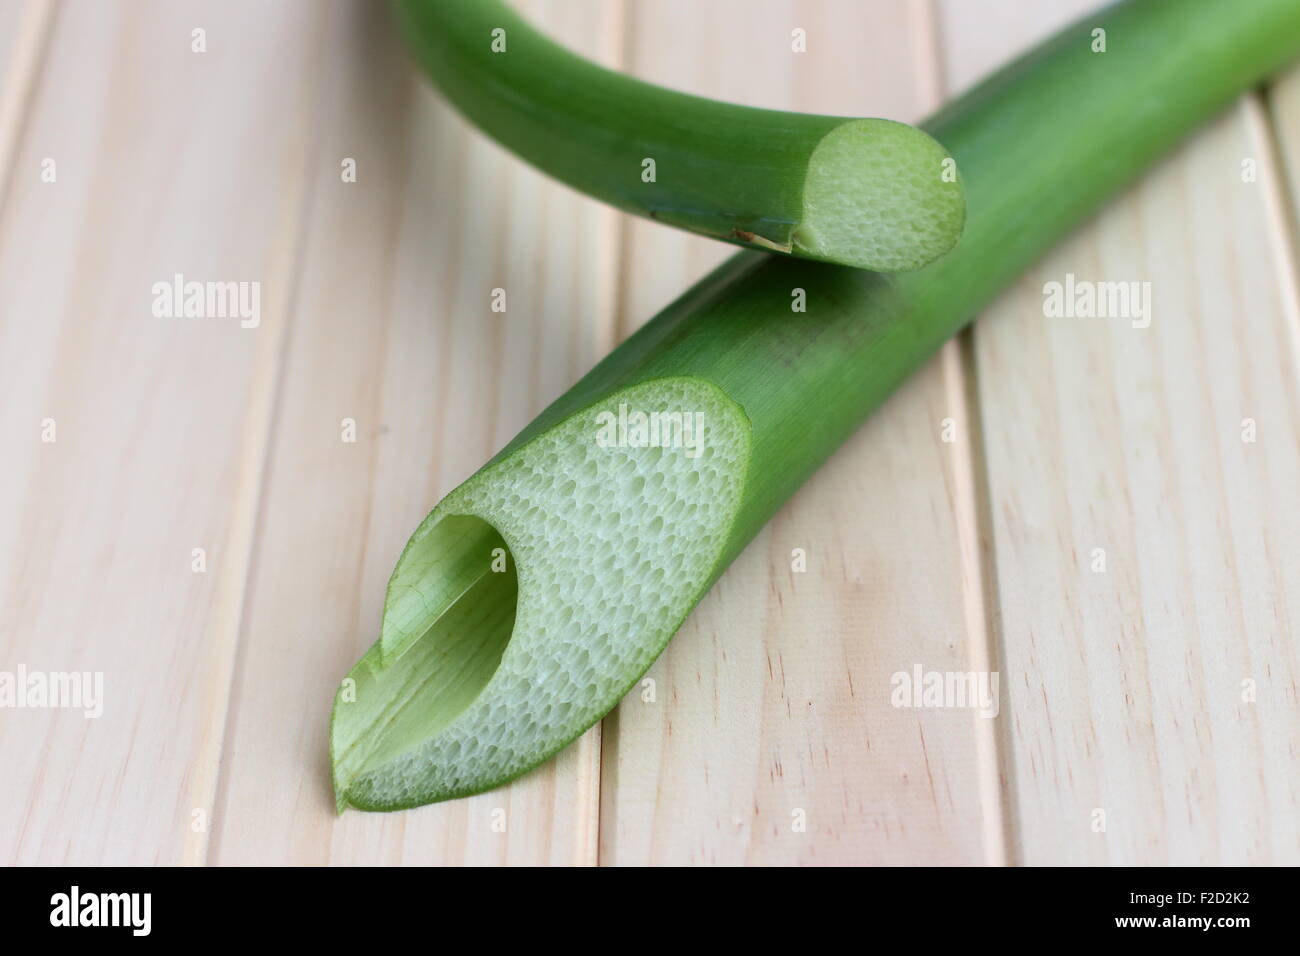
[331,378,750,810]
[795,118,965,272]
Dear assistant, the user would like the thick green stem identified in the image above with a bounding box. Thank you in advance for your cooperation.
[333,0,1300,810]
[393,0,966,272]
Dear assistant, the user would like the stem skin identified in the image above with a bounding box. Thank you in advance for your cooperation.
[392,0,965,272]
[497,0,1300,567]
[338,0,1300,807]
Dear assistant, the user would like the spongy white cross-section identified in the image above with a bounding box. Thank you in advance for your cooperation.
[350,378,749,806]
[799,119,964,273]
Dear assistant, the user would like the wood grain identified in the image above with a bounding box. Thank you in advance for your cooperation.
[0,0,55,209]
[209,0,621,866]
[939,0,1300,865]
[0,0,1296,866]
[600,0,1000,866]
[0,0,326,864]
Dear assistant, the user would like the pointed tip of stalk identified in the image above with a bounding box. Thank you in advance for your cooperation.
[329,377,752,810]
[795,118,965,273]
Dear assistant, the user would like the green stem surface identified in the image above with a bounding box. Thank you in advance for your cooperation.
[394,0,966,272]
[334,0,1300,810]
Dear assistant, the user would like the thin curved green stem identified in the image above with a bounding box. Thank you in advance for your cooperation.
[393,0,966,272]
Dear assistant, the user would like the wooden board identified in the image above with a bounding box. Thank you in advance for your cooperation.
[940,0,1300,865]
[210,0,620,867]
[0,0,330,865]
[601,0,998,867]
[0,0,1296,865]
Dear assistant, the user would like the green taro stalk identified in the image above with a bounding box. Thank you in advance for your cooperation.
[393,0,966,272]
[333,0,1300,810]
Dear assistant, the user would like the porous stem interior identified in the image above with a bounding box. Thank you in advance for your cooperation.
[796,119,965,272]
[332,378,751,809]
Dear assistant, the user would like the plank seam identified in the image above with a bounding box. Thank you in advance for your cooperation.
[595,0,634,868]
[927,0,1016,868]
[0,0,58,225]
[952,332,1020,866]
[203,9,336,867]
[1251,85,1300,389]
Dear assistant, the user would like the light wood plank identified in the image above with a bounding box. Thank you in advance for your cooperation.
[0,0,56,206]
[9,0,1295,867]
[1267,68,1300,339]
[210,0,622,866]
[600,0,1001,866]
[940,0,1300,865]
[0,0,325,864]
